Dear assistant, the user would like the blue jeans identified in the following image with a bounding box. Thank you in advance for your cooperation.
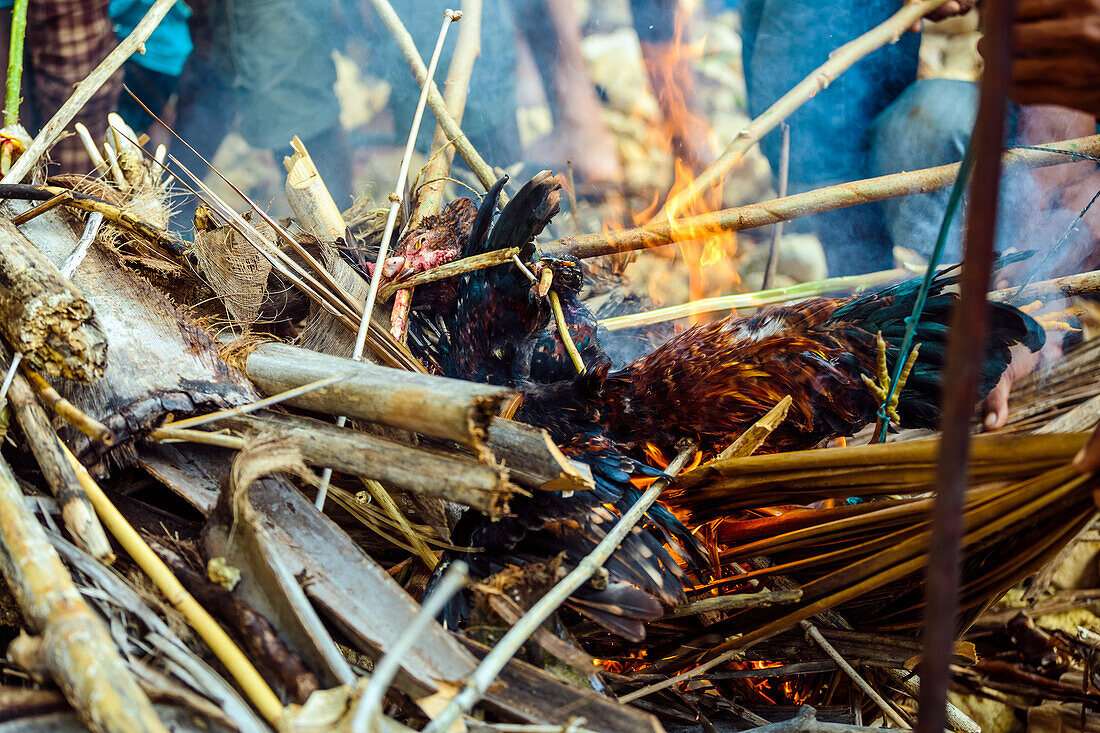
[741,0,921,275]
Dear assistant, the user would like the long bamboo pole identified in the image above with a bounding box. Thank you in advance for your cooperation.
[657,0,950,221]
[544,135,1100,260]
[366,0,500,195]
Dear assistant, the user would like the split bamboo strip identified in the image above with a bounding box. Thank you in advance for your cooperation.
[284,135,347,243]
[60,444,285,726]
[658,0,950,221]
[0,455,167,733]
[1,0,176,185]
[547,135,1100,261]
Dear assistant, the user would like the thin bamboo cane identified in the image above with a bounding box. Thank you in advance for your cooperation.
[545,135,1100,261]
[60,445,284,726]
[657,0,951,221]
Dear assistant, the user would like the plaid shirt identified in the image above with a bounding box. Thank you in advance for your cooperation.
[26,0,122,174]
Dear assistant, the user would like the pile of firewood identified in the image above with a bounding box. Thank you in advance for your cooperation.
[2,2,1100,733]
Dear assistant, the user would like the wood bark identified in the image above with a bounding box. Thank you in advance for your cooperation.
[0,455,167,733]
[0,218,106,381]
[223,412,515,516]
[8,204,259,473]
[244,341,510,452]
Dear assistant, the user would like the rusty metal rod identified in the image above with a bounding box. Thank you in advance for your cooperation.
[917,2,1012,732]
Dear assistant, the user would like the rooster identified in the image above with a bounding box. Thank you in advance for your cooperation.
[418,173,1045,642]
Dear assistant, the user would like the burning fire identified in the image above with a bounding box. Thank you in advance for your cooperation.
[614,3,741,321]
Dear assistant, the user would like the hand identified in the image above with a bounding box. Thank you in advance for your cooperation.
[909,0,978,32]
[926,0,979,22]
[1073,422,1100,472]
[1010,0,1100,116]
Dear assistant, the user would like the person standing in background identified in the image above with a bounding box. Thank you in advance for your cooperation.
[0,0,122,173]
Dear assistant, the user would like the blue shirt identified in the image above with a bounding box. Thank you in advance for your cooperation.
[109,0,193,77]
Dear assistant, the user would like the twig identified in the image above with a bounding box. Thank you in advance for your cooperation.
[1,0,176,185]
[423,442,699,733]
[918,2,1011,730]
[549,290,585,374]
[161,370,354,431]
[10,191,72,224]
[717,395,792,460]
[762,123,790,290]
[544,135,1100,261]
[0,454,168,733]
[317,8,459,511]
[365,0,500,195]
[667,588,801,617]
[348,561,468,733]
[60,444,285,726]
[2,355,111,560]
[21,367,114,445]
[658,0,950,220]
[801,621,910,728]
[394,0,483,341]
[377,246,520,301]
[61,211,104,277]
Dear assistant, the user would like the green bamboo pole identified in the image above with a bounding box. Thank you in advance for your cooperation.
[4,0,26,127]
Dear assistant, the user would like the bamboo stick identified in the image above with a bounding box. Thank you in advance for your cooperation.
[366,0,500,195]
[545,135,1100,261]
[316,8,458,511]
[2,358,111,561]
[378,246,521,301]
[658,0,951,221]
[1,0,176,185]
[0,455,167,733]
[10,191,72,224]
[393,0,483,341]
[243,341,510,450]
[21,367,114,445]
[60,444,285,726]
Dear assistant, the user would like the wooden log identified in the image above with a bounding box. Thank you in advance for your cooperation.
[2,357,111,560]
[243,341,509,452]
[0,455,167,733]
[220,412,515,516]
[8,204,259,473]
[486,418,593,492]
[0,218,106,381]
